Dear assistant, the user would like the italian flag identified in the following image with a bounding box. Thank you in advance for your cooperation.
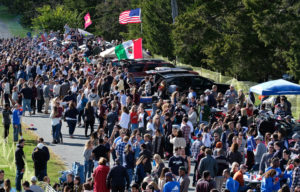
[115,38,143,60]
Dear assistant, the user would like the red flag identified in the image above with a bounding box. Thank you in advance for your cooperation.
[84,13,92,29]
[41,34,46,42]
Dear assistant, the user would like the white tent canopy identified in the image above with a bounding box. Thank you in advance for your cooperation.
[77,28,94,37]
[99,46,151,58]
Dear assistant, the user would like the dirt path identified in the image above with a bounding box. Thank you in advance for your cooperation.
[0,20,12,38]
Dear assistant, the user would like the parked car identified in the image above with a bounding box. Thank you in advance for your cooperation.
[146,68,229,95]
[124,59,175,83]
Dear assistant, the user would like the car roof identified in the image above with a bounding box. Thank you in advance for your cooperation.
[146,67,188,74]
[160,73,199,79]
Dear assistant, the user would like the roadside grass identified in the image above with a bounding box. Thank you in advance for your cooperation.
[0,116,66,187]
[0,6,30,37]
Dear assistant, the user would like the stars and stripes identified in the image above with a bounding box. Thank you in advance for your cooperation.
[119,8,141,24]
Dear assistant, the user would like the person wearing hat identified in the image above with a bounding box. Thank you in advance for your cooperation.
[254,135,267,171]
[178,166,190,192]
[259,142,275,175]
[163,172,180,192]
[29,176,43,192]
[290,133,300,154]
[233,164,249,192]
[15,139,25,192]
[32,143,48,181]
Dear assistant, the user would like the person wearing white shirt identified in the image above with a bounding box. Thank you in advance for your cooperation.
[146,117,155,136]
[53,80,61,97]
[119,90,127,106]
[119,106,130,129]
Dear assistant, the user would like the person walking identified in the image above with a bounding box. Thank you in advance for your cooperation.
[64,101,79,138]
[43,80,51,114]
[163,172,180,192]
[93,157,110,192]
[106,158,129,192]
[15,139,25,192]
[12,104,23,142]
[50,106,61,144]
[32,143,47,181]
[83,140,94,181]
[2,103,12,141]
[84,102,95,137]
[20,83,32,116]
[178,166,190,192]
[197,148,218,179]
[135,155,147,185]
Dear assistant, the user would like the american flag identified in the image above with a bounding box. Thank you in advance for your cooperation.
[119,8,141,24]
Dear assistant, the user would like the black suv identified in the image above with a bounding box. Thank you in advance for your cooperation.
[146,68,229,95]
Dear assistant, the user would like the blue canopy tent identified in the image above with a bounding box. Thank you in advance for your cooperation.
[249,79,300,96]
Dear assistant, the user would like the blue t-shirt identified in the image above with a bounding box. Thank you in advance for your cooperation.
[163,181,180,192]
[266,166,281,190]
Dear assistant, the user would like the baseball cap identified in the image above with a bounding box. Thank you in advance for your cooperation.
[37,143,44,149]
[31,176,37,182]
[240,164,248,170]
[254,136,263,140]
[165,172,173,178]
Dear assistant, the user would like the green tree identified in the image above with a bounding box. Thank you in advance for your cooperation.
[32,5,80,32]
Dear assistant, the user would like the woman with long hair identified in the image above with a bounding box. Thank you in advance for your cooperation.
[158,167,170,190]
[50,105,61,144]
[230,162,239,177]
[84,102,95,137]
[93,157,110,192]
[153,154,165,180]
[83,140,94,181]
[4,179,16,192]
[246,127,257,170]
[135,155,148,185]
[227,143,243,165]
[261,169,277,192]
[64,101,79,138]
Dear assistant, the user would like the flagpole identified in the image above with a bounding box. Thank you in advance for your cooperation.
[140,8,143,34]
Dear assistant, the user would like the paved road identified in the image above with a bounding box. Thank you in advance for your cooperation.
[22,112,196,191]
[0,21,12,38]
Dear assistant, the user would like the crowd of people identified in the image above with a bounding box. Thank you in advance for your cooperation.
[0,30,300,192]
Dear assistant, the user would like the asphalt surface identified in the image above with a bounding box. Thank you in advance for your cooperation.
[22,112,197,191]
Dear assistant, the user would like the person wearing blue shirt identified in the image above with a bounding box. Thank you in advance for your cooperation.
[223,169,239,192]
[163,172,180,192]
[246,128,256,169]
[12,104,23,142]
[265,158,282,191]
[261,169,278,192]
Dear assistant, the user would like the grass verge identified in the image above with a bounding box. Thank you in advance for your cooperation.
[0,116,66,187]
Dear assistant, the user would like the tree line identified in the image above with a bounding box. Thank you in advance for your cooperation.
[1,0,300,82]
